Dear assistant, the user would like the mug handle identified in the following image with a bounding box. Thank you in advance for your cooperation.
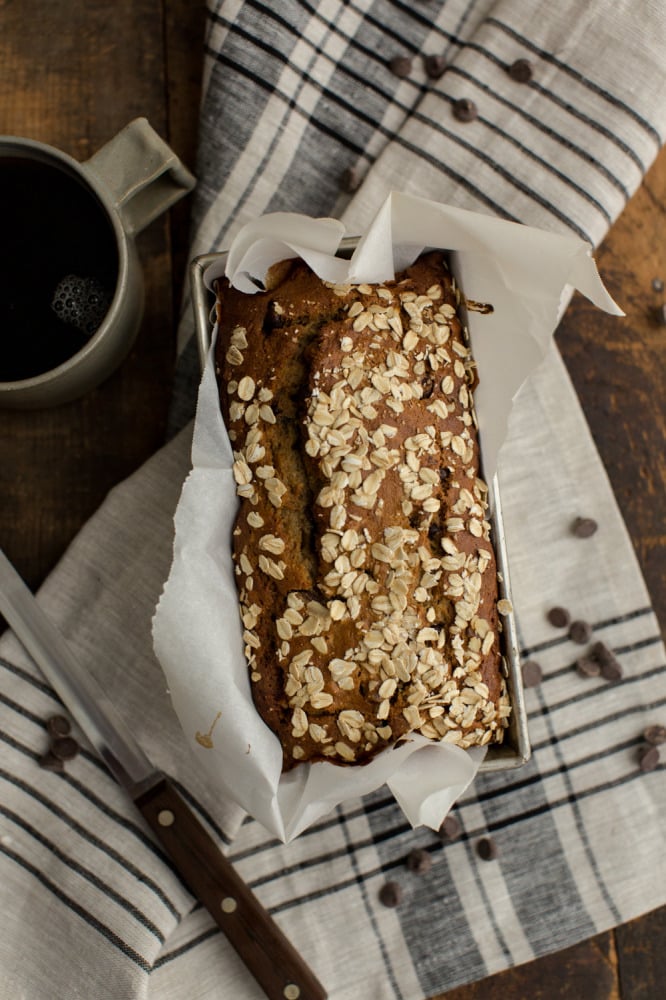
[84,118,196,236]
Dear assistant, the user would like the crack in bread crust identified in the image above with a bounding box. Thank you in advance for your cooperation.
[214,253,511,769]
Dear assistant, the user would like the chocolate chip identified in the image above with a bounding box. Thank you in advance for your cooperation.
[427,521,442,541]
[507,58,533,82]
[569,620,593,645]
[522,660,543,688]
[424,54,447,79]
[46,714,71,738]
[571,516,598,538]
[639,745,660,772]
[591,641,623,681]
[38,752,65,772]
[341,165,361,194]
[644,724,666,746]
[406,848,432,874]
[476,836,499,861]
[453,98,478,122]
[652,277,664,293]
[421,375,435,398]
[262,300,285,334]
[547,606,571,629]
[388,55,412,78]
[655,303,666,327]
[378,881,403,907]
[51,736,80,761]
[576,654,601,678]
[438,813,461,842]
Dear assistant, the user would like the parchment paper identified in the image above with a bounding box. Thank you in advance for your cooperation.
[153,192,621,842]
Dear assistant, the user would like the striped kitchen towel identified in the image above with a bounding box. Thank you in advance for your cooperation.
[1,2,665,998]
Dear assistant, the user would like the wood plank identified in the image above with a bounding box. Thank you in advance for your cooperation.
[163,0,207,311]
[439,933,618,1000]
[616,907,666,999]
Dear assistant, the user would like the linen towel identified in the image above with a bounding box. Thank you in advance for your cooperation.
[1,2,665,998]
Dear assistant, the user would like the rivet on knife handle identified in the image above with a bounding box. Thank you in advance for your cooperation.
[136,776,327,1000]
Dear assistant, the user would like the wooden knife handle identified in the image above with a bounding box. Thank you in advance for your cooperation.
[136,777,327,1000]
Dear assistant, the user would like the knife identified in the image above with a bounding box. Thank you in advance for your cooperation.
[0,548,326,1000]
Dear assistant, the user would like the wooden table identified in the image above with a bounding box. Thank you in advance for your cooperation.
[1,3,664,997]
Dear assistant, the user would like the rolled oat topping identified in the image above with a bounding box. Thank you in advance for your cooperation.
[216,253,510,768]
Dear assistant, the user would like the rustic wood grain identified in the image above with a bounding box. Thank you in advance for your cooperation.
[440,933,619,1000]
[163,0,207,312]
[0,2,663,996]
[616,906,666,999]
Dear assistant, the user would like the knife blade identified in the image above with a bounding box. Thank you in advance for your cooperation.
[0,548,327,1000]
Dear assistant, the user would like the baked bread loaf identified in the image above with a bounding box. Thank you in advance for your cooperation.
[213,251,511,769]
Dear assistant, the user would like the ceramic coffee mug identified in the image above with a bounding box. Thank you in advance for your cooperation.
[0,118,195,408]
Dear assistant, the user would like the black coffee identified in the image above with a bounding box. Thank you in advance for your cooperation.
[0,155,119,381]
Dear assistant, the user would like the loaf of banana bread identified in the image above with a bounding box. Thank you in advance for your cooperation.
[213,251,510,769]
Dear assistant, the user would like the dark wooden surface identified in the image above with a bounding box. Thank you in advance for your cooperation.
[0,3,664,997]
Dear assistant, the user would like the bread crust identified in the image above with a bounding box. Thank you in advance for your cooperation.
[214,252,510,769]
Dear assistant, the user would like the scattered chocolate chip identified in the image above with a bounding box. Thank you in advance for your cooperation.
[575,641,623,681]
[388,55,412,78]
[453,98,478,122]
[340,165,361,194]
[655,303,666,327]
[652,277,664,293]
[51,736,80,761]
[522,660,543,688]
[507,58,533,83]
[638,745,661,772]
[644,724,666,746]
[38,752,65,772]
[476,836,499,861]
[438,813,461,842]
[378,881,403,907]
[576,654,601,678]
[591,641,623,681]
[406,848,432,874]
[547,606,571,629]
[569,620,593,645]
[571,516,598,538]
[424,54,447,79]
[602,660,622,681]
[46,714,71,738]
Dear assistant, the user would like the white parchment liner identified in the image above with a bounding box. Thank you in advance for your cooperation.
[153,192,621,842]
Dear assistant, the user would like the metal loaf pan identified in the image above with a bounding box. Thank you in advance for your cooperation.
[189,245,531,773]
